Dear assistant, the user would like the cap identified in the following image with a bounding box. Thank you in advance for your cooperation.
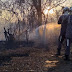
[63,7,69,11]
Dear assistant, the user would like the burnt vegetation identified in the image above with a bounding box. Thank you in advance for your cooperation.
[0,0,70,72]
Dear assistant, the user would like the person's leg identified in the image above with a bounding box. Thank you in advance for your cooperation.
[64,38,70,60]
[56,35,65,55]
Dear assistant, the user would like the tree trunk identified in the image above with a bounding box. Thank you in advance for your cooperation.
[37,10,42,26]
[37,0,42,26]
[32,0,42,26]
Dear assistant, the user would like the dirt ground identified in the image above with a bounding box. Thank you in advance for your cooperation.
[0,45,72,72]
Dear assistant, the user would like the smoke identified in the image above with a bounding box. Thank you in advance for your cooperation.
[29,23,61,47]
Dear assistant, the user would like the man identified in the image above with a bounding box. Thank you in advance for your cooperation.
[56,7,69,60]
[65,7,72,60]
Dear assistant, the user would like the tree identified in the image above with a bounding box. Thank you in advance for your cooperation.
[0,0,67,41]
[32,0,42,26]
[31,0,67,25]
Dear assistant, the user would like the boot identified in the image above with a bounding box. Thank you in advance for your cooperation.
[64,55,70,61]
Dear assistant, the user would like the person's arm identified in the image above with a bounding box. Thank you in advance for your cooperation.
[58,16,62,24]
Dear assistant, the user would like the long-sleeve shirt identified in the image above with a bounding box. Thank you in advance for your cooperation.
[58,15,68,36]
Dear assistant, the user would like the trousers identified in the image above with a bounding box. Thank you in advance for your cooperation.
[57,35,70,55]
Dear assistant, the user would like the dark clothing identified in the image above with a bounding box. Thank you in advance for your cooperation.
[57,14,70,56]
[65,38,71,55]
[66,15,72,39]
[57,36,71,55]
[57,35,65,55]
[58,15,68,36]
[65,15,72,56]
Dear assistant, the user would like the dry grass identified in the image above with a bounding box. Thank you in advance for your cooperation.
[0,46,72,72]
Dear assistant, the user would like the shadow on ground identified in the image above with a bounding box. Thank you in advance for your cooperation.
[0,41,34,50]
[0,52,30,66]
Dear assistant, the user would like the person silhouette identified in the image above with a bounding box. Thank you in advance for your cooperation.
[56,7,69,60]
[65,7,72,60]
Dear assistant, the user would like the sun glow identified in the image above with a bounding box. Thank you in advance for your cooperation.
[43,7,54,15]
[44,9,48,15]
[49,9,54,14]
